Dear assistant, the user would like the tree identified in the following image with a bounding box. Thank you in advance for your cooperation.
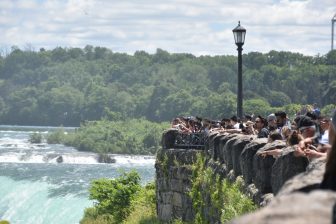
[268,91,291,107]
[88,171,141,223]
[39,86,84,125]
[244,98,271,117]
[326,50,336,65]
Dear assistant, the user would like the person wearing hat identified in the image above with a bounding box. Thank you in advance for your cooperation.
[296,115,317,139]
[295,115,329,160]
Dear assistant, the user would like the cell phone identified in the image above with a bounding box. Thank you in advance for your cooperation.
[308,144,317,151]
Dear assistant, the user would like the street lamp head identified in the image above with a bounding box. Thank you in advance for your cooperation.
[232,21,246,46]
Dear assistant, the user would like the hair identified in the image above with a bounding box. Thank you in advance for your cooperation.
[275,111,287,119]
[306,111,318,120]
[257,115,267,127]
[244,114,252,121]
[268,131,283,142]
[230,115,238,122]
[286,130,304,146]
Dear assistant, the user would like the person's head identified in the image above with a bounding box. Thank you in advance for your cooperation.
[275,111,287,128]
[230,115,238,125]
[319,116,331,132]
[268,131,283,142]
[172,118,181,126]
[243,114,252,122]
[255,115,267,131]
[243,121,254,134]
[296,115,316,138]
[306,111,318,121]
[267,114,277,130]
[221,118,230,128]
[287,130,304,146]
[281,126,291,140]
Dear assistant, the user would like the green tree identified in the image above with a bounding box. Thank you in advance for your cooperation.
[244,98,272,117]
[268,91,291,107]
[88,170,141,223]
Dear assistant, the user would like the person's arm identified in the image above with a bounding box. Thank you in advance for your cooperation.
[257,149,282,158]
[304,149,326,160]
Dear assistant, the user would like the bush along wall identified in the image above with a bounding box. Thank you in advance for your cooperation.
[155,144,256,223]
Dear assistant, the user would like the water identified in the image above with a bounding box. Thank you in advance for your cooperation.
[0,125,156,224]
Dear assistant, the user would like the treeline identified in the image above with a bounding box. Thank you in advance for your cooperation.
[0,46,336,126]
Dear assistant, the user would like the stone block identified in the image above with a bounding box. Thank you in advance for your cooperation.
[240,138,267,185]
[158,203,173,221]
[172,192,183,207]
[271,146,309,195]
[230,190,336,224]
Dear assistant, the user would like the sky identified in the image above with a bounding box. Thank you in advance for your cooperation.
[0,0,335,56]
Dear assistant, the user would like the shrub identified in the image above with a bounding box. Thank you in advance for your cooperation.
[29,132,42,144]
[85,170,141,224]
[46,128,65,144]
[190,154,257,223]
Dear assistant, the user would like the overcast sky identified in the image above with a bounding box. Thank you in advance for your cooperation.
[0,0,335,56]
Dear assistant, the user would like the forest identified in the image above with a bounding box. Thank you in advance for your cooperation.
[0,46,336,126]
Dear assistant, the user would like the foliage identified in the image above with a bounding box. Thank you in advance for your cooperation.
[46,119,168,155]
[122,182,160,224]
[82,170,141,224]
[29,132,42,144]
[0,221,10,224]
[190,154,256,223]
[244,98,272,117]
[156,149,170,177]
[46,128,65,144]
[321,104,336,117]
[0,47,335,126]
[82,173,176,224]
[220,179,256,223]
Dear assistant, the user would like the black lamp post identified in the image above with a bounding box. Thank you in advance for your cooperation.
[232,21,246,119]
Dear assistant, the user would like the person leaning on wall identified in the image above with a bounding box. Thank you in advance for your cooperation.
[320,110,336,191]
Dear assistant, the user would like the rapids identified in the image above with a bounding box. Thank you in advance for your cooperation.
[0,126,155,224]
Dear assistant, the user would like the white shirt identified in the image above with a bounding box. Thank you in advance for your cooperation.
[320,130,329,144]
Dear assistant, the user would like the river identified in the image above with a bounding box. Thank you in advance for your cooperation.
[0,125,156,224]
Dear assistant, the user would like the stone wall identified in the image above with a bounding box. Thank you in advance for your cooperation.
[156,129,334,223]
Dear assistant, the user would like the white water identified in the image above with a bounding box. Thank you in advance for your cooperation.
[0,126,156,224]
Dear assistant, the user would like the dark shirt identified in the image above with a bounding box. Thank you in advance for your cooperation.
[257,128,269,138]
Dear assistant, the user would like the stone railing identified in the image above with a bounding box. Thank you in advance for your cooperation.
[156,129,335,223]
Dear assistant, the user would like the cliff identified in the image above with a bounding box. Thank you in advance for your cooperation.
[156,129,336,223]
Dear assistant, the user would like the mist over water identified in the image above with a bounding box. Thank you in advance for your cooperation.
[0,126,156,224]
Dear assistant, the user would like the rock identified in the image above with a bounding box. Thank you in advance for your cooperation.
[207,132,220,158]
[223,134,241,171]
[162,129,178,149]
[212,133,224,161]
[230,190,336,224]
[218,133,231,164]
[56,155,63,163]
[240,138,268,185]
[253,140,286,194]
[277,157,326,196]
[271,146,309,195]
[231,135,253,176]
[97,154,116,163]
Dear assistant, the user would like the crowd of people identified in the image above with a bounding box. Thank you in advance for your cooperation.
[171,105,336,190]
